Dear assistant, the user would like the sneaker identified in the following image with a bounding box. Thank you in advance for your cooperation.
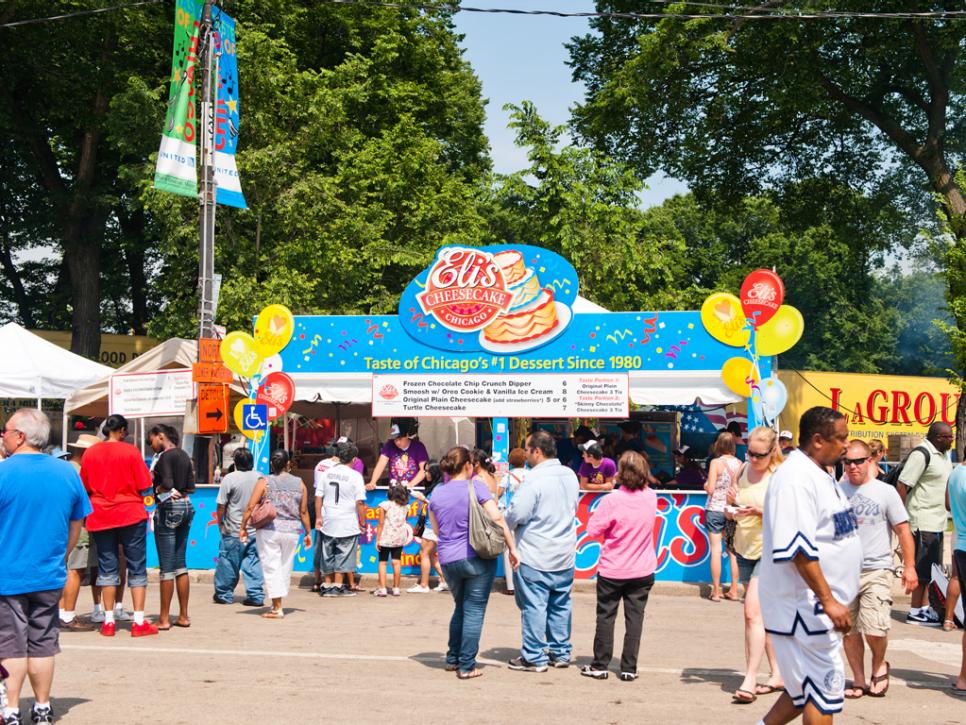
[321,587,339,598]
[131,621,159,637]
[619,672,639,682]
[372,588,388,597]
[212,595,231,605]
[407,584,431,593]
[99,622,116,637]
[391,587,401,597]
[906,608,941,626]
[113,607,133,622]
[241,598,264,607]
[508,656,548,673]
[89,609,105,623]
[434,582,450,592]
[30,706,53,724]
[3,712,22,725]
[580,665,609,680]
[59,618,95,632]
[339,586,357,597]
[548,656,571,669]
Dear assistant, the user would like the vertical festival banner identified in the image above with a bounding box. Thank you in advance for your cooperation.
[153,0,247,208]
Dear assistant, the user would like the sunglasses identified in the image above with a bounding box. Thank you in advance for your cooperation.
[747,450,771,459]
[843,457,868,466]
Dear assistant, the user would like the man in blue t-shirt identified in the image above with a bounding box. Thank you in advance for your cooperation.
[0,409,91,725]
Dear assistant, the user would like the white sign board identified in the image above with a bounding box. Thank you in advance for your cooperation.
[109,369,194,418]
[372,373,629,418]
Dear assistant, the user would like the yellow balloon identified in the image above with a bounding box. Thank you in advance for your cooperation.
[721,356,757,398]
[221,331,262,378]
[756,305,804,356]
[232,397,264,441]
[254,304,294,357]
[700,293,750,348]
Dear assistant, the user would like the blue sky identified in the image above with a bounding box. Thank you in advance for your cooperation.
[451,1,688,207]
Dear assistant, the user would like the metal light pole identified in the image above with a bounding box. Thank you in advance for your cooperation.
[197,0,217,342]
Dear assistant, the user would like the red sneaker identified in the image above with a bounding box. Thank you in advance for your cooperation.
[131,621,159,637]
[99,622,116,637]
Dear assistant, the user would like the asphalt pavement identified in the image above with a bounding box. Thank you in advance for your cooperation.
[31,578,966,724]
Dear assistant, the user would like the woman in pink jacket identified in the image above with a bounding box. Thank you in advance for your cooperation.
[580,450,658,682]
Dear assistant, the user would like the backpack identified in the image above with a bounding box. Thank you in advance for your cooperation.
[881,446,930,487]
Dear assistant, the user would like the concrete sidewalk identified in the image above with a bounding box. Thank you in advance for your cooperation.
[36,579,965,724]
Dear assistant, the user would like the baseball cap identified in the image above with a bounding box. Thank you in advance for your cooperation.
[48,447,70,460]
[779,430,793,441]
[578,439,599,453]
[673,445,690,456]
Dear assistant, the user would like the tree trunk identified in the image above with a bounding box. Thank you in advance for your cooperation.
[64,213,104,359]
[119,208,149,335]
[0,231,35,328]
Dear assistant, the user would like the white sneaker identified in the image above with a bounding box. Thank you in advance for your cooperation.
[407,584,431,593]
[113,607,133,622]
[434,582,449,592]
[391,588,401,597]
[89,609,105,623]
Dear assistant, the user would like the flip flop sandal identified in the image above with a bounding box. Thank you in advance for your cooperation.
[754,684,785,695]
[457,670,483,680]
[261,610,284,619]
[709,594,722,602]
[731,689,757,704]
[867,662,889,697]
[951,685,966,697]
[173,621,191,628]
[844,686,866,699]
[350,585,367,592]
[157,623,172,631]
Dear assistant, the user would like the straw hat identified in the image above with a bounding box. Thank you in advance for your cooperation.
[68,433,101,449]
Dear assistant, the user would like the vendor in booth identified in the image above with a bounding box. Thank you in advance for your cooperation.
[366,418,428,491]
[667,445,707,490]
[578,440,617,491]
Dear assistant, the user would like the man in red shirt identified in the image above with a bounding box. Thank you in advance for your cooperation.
[79,415,158,637]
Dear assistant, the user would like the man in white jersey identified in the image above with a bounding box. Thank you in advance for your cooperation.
[317,442,367,598]
[758,407,862,724]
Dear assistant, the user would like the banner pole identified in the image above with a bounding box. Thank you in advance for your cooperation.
[197,0,217,342]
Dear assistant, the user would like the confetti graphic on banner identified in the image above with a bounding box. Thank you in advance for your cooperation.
[605,328,634,344]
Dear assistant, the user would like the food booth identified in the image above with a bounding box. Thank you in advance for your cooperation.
[173,245,779,583]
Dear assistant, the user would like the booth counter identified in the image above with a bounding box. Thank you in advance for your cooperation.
[146,486,721,583]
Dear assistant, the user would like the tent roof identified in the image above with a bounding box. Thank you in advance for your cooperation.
[0,323,112,399]
[64,338,200,416]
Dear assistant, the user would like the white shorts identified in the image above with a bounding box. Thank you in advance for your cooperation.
[770,632,845,714]
[421,527,438,543]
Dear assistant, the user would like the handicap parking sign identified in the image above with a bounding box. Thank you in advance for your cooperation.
[242,403,269,431]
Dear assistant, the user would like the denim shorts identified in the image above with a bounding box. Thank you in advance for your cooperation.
[91,521,148,587]
[704,510,726,534]
[154,499,195,580]
[735,553,760,585]
[320,534,358,575]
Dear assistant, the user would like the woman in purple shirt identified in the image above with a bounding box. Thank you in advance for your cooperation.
[429,446,518,679]
[367,418,428,490]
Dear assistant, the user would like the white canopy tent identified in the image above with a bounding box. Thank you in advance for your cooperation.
[64,337,201,417]
[0,323,112,402]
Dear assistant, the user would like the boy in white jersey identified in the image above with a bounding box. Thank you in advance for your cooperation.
[758,407,862,724]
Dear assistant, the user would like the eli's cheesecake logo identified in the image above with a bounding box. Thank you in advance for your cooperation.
[416,248,513,332]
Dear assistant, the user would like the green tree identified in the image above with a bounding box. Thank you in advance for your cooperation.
[569,1,966,436]
[484,102,689,312]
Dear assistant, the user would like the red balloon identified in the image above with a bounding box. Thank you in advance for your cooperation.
[740,269,785,327]
[255,372,296,421]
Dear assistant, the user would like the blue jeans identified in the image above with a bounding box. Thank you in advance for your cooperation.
[213,535,264,604]
[153,499,194,580]
[513,562,574,665]
[91,521,148,588]
[441,556,497,673]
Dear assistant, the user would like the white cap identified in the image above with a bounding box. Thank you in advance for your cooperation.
[779,430,793,440]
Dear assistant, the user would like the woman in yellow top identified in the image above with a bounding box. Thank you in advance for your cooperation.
[728,426,785,704]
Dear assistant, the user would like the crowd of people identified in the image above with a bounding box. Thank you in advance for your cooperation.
[0,405,964,724]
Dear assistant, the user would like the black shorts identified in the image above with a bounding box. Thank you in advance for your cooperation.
[912,530,943,583]
[378,546,403,562]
